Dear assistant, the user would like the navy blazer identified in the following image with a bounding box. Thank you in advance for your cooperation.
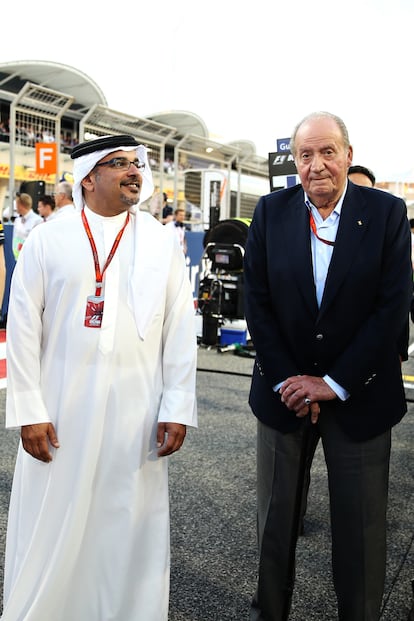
[244,182,412,441]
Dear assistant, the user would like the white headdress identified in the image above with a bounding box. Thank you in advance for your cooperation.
[71,136,154,211]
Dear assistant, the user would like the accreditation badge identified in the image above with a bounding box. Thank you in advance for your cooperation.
[84,295,104,328]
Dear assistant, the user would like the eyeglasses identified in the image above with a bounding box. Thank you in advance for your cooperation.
[94,157,145,172]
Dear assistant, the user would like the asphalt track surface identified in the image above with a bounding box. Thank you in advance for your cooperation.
[0,344,413,620]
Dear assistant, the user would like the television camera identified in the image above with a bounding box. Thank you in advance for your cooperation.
[197,218,250,346]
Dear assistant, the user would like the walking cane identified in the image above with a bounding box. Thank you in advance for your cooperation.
[281,408,317,620]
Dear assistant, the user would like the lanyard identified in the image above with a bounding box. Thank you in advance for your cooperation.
[308,208,335,247]
[81,208,130,296]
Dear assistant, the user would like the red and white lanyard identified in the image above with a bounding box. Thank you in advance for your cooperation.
[308,207,335,247]
[81,208,130,296]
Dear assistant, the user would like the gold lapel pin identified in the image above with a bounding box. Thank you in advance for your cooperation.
[357,220,363,226]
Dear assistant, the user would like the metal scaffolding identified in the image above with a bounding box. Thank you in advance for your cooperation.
[8,82,74,202]
[0,63,270,219]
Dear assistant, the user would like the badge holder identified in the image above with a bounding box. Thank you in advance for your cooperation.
[81,208,129,329]
[84,293,104,328]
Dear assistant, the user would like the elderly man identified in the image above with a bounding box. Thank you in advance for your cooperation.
[244,112,412,620]
[53,180,76,217]
[3,135,197,621]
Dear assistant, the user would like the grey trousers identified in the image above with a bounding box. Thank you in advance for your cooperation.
[250,413,391,621]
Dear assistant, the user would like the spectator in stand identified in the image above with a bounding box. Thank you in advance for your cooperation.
[0,120,9,142]
[37,195,57,221]
[53,181,76,217]
[348,164,376,188]
[12,193,42,260]
[41,128,55,143]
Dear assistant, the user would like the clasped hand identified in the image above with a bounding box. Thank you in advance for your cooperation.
[279,375,336,424]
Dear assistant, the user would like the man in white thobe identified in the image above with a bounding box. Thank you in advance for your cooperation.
[2,134,197,621]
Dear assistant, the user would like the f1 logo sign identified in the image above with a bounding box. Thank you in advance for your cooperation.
[35,143,57,174]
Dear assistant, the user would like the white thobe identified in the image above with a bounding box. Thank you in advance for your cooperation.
[2,207,197,621]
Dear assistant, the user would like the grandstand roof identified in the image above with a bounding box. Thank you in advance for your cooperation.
[0,61,268,171]
[227,140,257,157]
[0,60,107,113]
[145,110,209,139]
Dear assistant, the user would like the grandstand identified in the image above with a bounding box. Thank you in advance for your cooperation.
[0,60,269,228]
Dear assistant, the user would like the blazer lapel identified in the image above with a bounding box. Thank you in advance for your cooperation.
[318,187,370,320]
[283,193,319,317]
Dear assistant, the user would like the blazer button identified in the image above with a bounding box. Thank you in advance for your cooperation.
[316,333,324,341]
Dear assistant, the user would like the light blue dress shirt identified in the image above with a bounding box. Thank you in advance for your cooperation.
[273,186,350,401]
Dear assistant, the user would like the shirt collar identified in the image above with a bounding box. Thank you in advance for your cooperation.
[20,210,33,223]
[304,180,348,218]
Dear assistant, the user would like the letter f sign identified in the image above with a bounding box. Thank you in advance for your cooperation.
[36,142,57,174]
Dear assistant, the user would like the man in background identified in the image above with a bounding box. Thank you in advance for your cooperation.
[11,192,42,259]
[348,164,376,187]
[165,206,187,254]
[37,194,56,221]
[53,180,76,217]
